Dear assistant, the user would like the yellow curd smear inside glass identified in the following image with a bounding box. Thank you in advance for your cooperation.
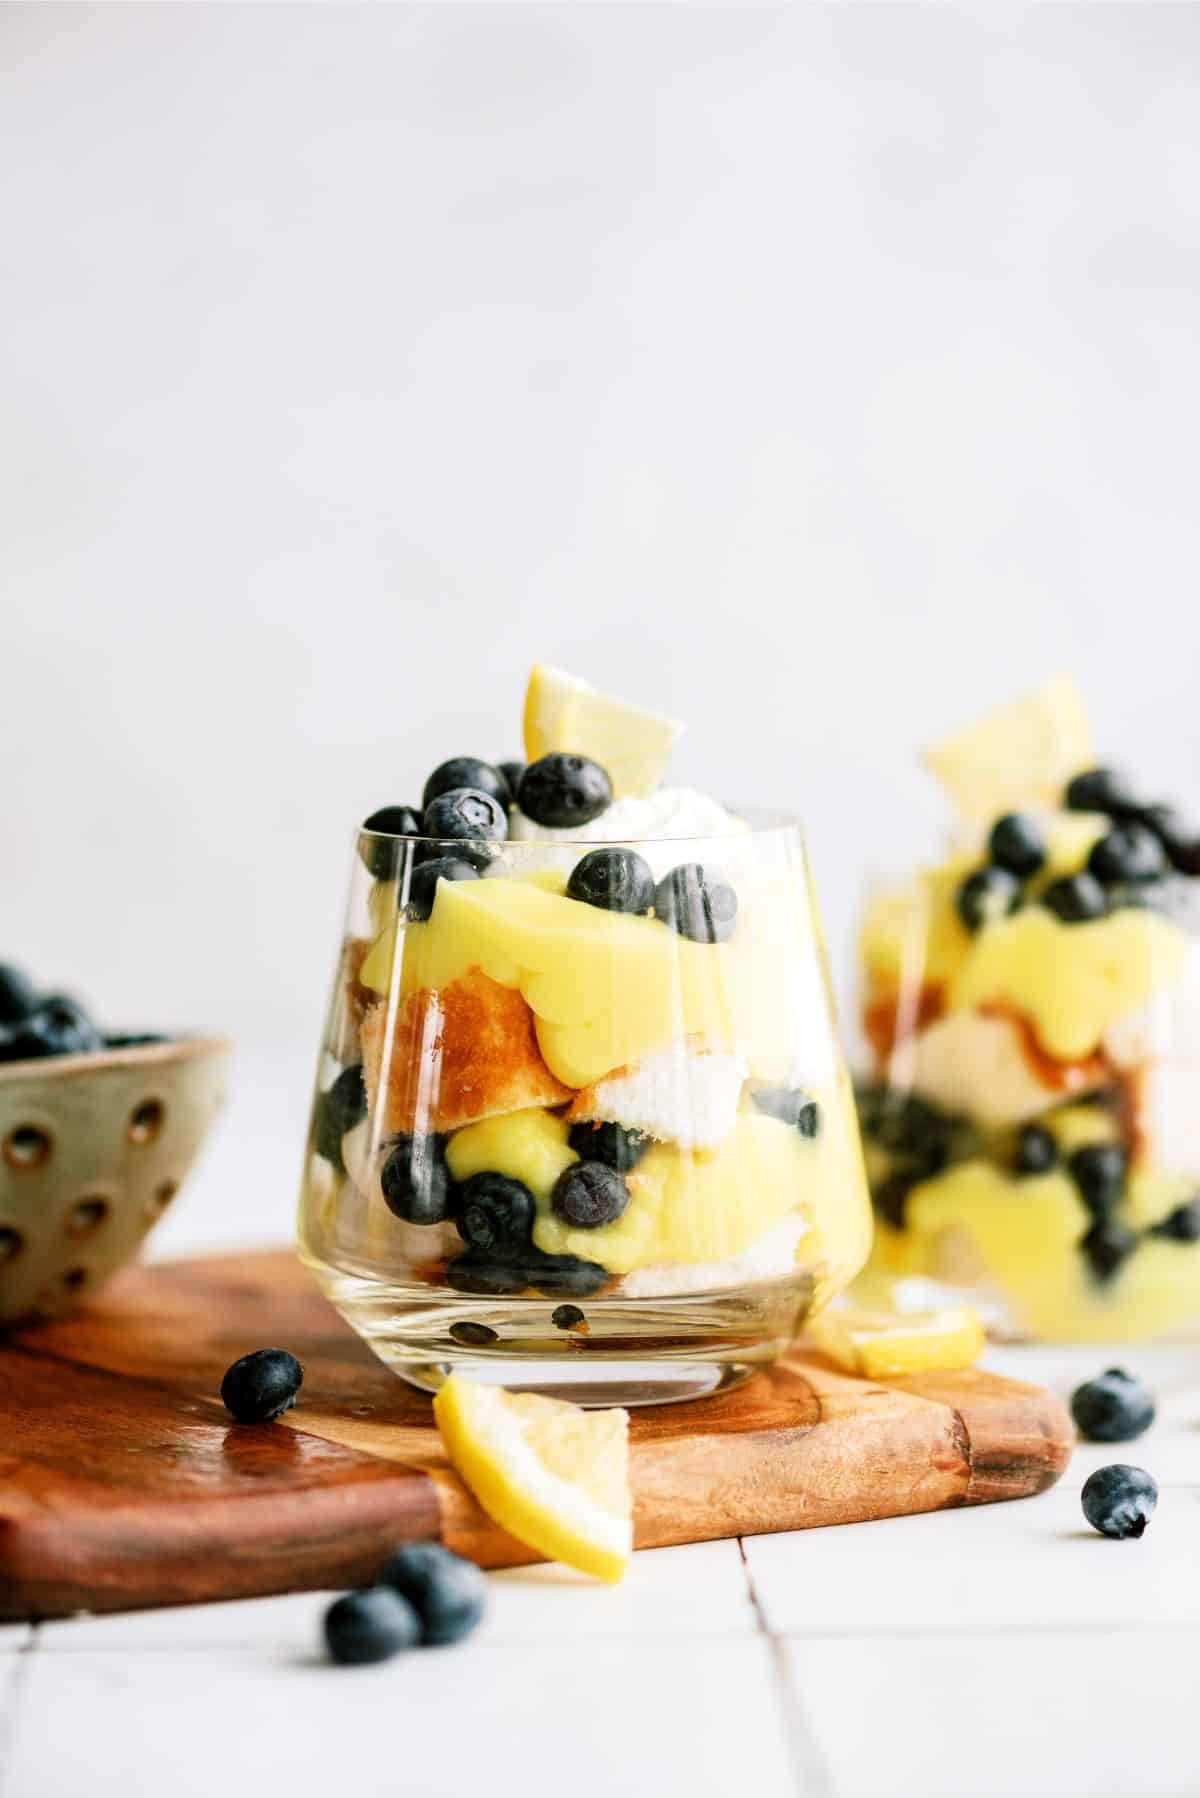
[360,870,827,1090]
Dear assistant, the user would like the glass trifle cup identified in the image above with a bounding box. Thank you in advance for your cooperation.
[297,674,871,1405]
[854,678,1200,1344]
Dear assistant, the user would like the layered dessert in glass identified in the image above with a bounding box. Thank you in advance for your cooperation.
[857,679,1200,1341]
[298,667,871,1402]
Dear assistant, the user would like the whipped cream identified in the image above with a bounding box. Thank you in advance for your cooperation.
[506,786,744,880]
[617,1213,809,1299]
[509,785,742,847]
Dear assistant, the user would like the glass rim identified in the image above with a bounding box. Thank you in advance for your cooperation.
[355,803,802,852]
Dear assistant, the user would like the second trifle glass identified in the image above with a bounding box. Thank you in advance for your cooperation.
[297,672,871,1405]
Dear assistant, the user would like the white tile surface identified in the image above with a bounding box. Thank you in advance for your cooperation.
[744,1485,1200,1637]
[788,1630,1200,1798]
[6,1638,796,1798]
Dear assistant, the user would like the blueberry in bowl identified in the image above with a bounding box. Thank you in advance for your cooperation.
[0,959,230,1324]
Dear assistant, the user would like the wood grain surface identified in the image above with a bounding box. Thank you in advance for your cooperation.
[0,1250,1073,1620]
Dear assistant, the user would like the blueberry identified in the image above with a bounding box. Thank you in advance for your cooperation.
[1068,1142,1127,1218]
[857,1088,939,1154]
[1080,1464,1158,1539]
[455,1173,536,1253]
[1071,1369,1156,1443]
[988,813,1046,879]
[423,758,511,814]
[360,805,424,880]
[552,1303,586,1330]
[498,761,526,804]
[1080,1220,1138,1281]
[422,787,508,845]
[1013,1124,1057,1177]
[3,996,103,1060]
[751,1085,822,1138]
[1042,872,1107,924]
[406,855,481,922]
[314,1063,367,1168]
[220,1347,304,1423]
[1151,1197,1200,1242]
[654,864,738,943]
[444,1256,530,1296]
[324,1586,421,1665]
[1065,767,1140,817]
[955,866,1022,933]
[0,964,38,1026]
[552,1161,629,1229]
[379,1542,487,1646]
[872,1172,915,1231]
[567,1121,650,1173]
[1087,825,1167,887]
[524,1253,609,1297]
[567,847,655,915]
[381,1134,453,1226]
[1138,804,1200,877]
[449,1320,498,1347]
[444,1250,608,1297]
[517,754,613,828]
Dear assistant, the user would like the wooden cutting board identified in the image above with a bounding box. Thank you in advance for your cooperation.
[0,1249,1073,1621]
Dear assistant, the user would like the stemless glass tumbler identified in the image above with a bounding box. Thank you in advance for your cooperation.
[298,815,872,1405]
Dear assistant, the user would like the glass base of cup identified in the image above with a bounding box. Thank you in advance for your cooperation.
[301,1252,816,1408]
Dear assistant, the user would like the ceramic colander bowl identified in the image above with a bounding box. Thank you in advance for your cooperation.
[0,1035,231,1324]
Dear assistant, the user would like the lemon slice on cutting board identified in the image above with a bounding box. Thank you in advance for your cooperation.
[523,665,684,800]
[923,677,1093,824]
[808,1302,985,1379]
[433,1373,633,1583]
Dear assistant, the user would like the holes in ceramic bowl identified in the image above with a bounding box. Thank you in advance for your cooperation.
[3,1124,52,1171]
[127,1098,165,1145]
[65,1196,110,1239]
[144,1178,179,1222]
[0,1224,25,1262]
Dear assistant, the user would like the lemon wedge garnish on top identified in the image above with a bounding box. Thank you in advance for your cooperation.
[808,1302,985,1380]
[522,665,684,800]
[923,676,1093,825]
[433,1373,632,1583]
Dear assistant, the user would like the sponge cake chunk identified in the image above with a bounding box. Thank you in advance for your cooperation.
[360,970,573,1134]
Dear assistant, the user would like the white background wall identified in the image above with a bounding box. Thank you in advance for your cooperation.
[3,4,1199,1243]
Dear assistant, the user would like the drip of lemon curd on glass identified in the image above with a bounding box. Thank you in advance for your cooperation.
[854,677,1200,1342]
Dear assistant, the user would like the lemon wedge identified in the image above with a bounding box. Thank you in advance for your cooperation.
[522,664,684,800]
[809,1302,985,1379]
[923,677,1093,824]
[433,1373,633,1583]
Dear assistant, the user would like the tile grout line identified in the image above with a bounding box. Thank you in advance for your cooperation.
[0,1626,39,1798]
[738,1538,837,1798]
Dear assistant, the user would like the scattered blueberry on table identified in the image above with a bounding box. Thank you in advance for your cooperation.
[1071,1368,1156,1443]
[380,1542,488,1646]
[220,1347,304,1424]
[324,1587,422,1665]
[1080,1464,1158,1539]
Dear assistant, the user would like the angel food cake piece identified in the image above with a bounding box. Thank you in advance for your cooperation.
[857,678,1200,1341]
[308,666,870,1307]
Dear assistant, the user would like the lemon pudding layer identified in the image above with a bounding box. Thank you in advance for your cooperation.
[858,679,1200,1342]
